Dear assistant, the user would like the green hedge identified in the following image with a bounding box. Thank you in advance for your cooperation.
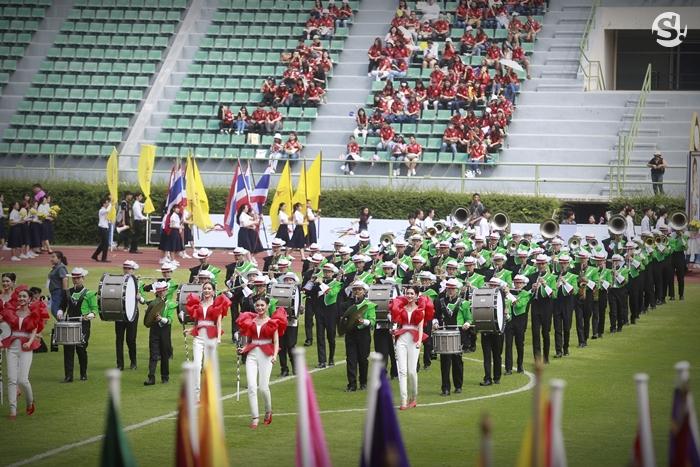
[0,181,686,245]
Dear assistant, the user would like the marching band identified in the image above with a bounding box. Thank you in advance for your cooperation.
[0,204,691,424]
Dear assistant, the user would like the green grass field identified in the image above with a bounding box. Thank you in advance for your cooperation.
[1,265,699,467]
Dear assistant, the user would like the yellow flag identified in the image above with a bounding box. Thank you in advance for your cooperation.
[106,147,119,222]
[292,161,308,234]
[269,161,293,231]
[306,153,322,210]
[138,144,156,215]
[185,153,213,230]
[198,349,229,467]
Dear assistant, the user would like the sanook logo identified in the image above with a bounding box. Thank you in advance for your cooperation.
[651,12,687,48]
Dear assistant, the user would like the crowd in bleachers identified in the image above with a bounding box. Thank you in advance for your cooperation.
[343,0,544,178]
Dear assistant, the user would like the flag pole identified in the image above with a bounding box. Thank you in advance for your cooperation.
[248,161,270,251]
[182,361,200,456]
[293,347,311,467]
[105,368,121,409]
[317,151,322,243]
[362,352,384,464]
[479,412,493,467]
[634,373,656,467]
[549,378,567,467]
[531,358,543,467]
[303,157,309,246]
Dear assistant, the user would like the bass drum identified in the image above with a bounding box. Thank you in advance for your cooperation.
[368,284,392,329]
[177,283,202,324]
[98,273,137,322]
[471,288,505,333]
[270,283,300,321]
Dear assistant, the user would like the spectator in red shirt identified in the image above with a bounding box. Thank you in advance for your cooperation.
[504,69,521,104]
[441,122,461,161]
[250,104,267,134]
[417,20,433,41]
[389,58,408,82]
[523,15,542,42]
[318,11,335,39]
[305,16,321,40]
[220,105,234,134]
[413,80,427,105]
[234,105,249,135]
[438,38,457,68]
[511,43,531,80]
[467,5,483,29]
[455,0,469,28]
[367,37,383,74]
[273,83,290,107]
[374,122,396,160]
[337,0,353,27]
[432,15,450,40]
[306,81,325,107]
[265,105,283,134]
[310,0,323,18]
[405,135,422,177]
[405,96,421,123]
[343,135,361,175]
[354,107,369,141]
[388,97,406,124]
[473,26,489,56]
[438,80,456,111]
[424,81,441,111]
[291,78,307,107]
[467,141,486,177]
[368,109,385,136]
[284,132,303,160]
[370,55,393,81]
[389,134,407,176]
[460,27,476,55]
[261,77,276,106]
[453,80,474,114]
[485,43,502,67]
[486,126,504,153]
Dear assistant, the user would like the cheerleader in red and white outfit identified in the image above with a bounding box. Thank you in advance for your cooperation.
[185,282,230,400]
[390,285,434,410]
[236,296,287,429]
[0,286,48,419]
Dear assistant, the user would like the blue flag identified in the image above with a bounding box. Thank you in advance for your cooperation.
[360,368,409,467]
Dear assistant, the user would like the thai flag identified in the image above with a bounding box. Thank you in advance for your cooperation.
[163,164,186,235]
[222,162,249,237]
[250,166,273,214]
[668,362,700,467]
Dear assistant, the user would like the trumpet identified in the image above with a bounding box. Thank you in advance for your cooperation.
[669,211,688,231]
[540,219,559,240]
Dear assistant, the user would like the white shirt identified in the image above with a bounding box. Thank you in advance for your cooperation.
[278,211,289,225]
[655,217,667,229]
[477,217,490,238]
[294,210,304,226]
[625,215,635,240]
[169,212,181,229]
[38,203,50,218]
[239,211,255,228]
[132,200,146,221]
[9,209,20,224]
[306,207,316,222]
[0,201,4,219]
[98,203,111,228]
[640,216,651,233]
[423,216,434,229]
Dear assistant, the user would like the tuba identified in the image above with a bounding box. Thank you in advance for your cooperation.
[568,237,580,250]
[434,221,447,235]
[490,212,510,232]
[451,206,470,226]
[379,232,395,248]
[669,211,688,231]
[539,219,560,240]
[607,214,627,236]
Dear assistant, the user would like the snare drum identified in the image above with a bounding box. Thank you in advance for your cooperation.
[368,284,392,329]
[471,288,505,333]
[432,329,462,354]
[270,283,300,321]
[98,274,138,322]
[177,284,202,324]
[54,321,83,346]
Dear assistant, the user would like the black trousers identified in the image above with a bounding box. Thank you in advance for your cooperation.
[530,299,552,362]
[374,328,397,378]
[671,251,686,299]
[115,319,138,369]
[304,297,317,343]
[608,288,627,331]
[575,291,593,343]
[594,290,607,337]
[316,303,336,364]
[119,226,131,250]
[63,321,90,379]
[279,326,298,373]
[129,220,145,252]
[439,353,463,391]
[147,324,171,380]
[422,325,434,368]
[505,313,527,372]
[662,257,674,300]
[628,276,642,323]
[92,226,109,261]
[554,295,573,353]
[643,268,655,310]
[652,260,664,303]
[345,327,371,388]
[481,332,504,382]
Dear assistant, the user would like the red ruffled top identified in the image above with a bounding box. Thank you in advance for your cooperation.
[236,308,288,356]
[389,295,435,343]
[0,286,49,350]
[186,293,231,339]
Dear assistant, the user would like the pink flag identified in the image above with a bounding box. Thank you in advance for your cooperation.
[294,349,331,467]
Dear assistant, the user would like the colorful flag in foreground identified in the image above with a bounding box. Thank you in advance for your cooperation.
[176,363,200,467]
[163,164,186,235]
[106,147,119,222]
[361,362,409,467]
[250,165,273,214]
[669,362,700,467]
[269,161,293,231]
[294,349,331,467]
[222,161,249,237]
[137,144,156,214]
[199,344,229,467]
[632,373,655,467]
[306,153,322,210]
[185,153,213,230]
[100,372,136,467]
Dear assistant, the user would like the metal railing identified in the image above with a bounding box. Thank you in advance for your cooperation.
[1,157,686,200]
[615,63,653,196]
[578,0,605,91]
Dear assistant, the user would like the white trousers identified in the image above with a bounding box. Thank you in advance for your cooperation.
[7,341,34,415]
[192,332,216,399]
[245,347,273,419]
[395,332,419,405]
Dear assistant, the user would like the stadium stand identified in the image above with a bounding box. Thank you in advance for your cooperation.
[0,0,51,95]
[0,0,187,158]
[154,0,359,160]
